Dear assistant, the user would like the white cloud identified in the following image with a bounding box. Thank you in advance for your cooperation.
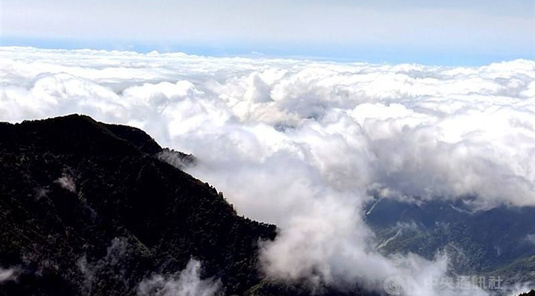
[1,47,534,295]
[137,259,221,296]
[0,267,20,283]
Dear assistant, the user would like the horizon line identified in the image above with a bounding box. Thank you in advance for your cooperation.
[1,39,534,67]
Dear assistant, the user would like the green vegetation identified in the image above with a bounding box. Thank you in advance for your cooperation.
[366,198,535,287]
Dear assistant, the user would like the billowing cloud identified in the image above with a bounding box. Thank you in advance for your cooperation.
[1,47,534,295]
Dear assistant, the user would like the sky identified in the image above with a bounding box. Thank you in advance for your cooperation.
[2,0,535,64]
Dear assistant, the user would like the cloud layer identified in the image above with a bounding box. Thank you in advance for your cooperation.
[1,47,534,295]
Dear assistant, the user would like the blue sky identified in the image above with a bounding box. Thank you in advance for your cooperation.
[2,0,534,65]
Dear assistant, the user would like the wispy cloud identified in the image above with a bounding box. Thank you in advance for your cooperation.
[137,259,221,296]
[0,267,20,283]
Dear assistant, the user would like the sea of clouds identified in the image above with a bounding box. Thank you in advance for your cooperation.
[1,47,534,295]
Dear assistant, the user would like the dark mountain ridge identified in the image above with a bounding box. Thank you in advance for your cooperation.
[0,115,371,296]
[0,114,273,296]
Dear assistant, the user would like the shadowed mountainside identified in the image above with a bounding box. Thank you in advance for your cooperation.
[0,114,370,296]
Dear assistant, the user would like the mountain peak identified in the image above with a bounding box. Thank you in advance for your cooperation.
[0,114,162,156]
[0,114,282,296]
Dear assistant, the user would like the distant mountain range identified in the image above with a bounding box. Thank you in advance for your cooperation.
[365,197,535,290]
[0,115,371,296]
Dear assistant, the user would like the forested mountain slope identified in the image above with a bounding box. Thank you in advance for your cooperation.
[0,114,371,296]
